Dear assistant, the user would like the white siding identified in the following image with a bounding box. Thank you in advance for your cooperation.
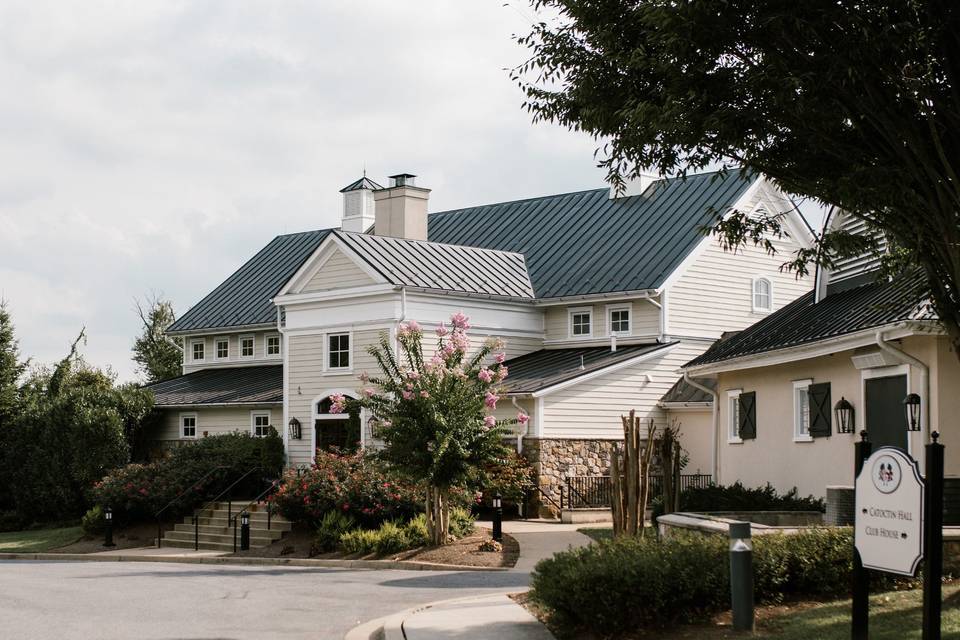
[182,329,282,374]
[667,235,811,339]
[154,406,279,442]
[543,298,661,343]
[302,249,376,293]
[828,212,886,284]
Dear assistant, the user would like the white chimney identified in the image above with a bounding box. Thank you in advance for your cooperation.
[609,169,662,199]
[340,176,382,233]
[374,173,430,241]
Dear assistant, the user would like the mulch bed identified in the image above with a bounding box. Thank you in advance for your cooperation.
[229,524,518,568]
[51,523,162,554]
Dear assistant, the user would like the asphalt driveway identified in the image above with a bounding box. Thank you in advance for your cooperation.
[0,560,530,639]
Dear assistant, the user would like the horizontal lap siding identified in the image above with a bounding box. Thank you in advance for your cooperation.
[544,299,660,342]
[183,330,282,374]
[155,406,278,441]
[302,249,376,292]
[541,342,706,439]
[668,237,811,339]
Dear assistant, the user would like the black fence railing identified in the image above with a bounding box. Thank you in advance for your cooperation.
[560,473,713,509]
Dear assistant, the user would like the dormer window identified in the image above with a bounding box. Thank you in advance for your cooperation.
[608,305,631,336]
[752,277,772,313]
[569,308,593,338]
[266,335,281,358]
[191,340,205,362]
[240,335,255,359]
[215,338,229,360]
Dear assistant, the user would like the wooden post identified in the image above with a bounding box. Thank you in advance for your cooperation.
[852,430,872,640]
[923,432,944,640]
[611,411,656,537]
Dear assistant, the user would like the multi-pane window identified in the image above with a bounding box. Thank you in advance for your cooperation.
[753,277,772,312]
[610,307,630,335]
[793,379,812,441]
[266,335,281,357]
[252,412,271,438]
[328,333,350,369]
[181,414,197,438]
[191,341,205,362]
[216,338,229,360]
[571,311,592,337]
[240,336,255,358]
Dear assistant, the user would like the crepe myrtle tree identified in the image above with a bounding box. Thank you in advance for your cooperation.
[331,312,528,546]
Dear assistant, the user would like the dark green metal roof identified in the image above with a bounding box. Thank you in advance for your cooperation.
[340,176,383,192]
[146,365,283,406]
[685,270,932,369]
[504,342,677,394]
[427,170,753,299]
[168,230,330,333]
[660,376,716,404]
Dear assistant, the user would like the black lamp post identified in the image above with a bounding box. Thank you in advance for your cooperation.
[492,494,503,543]
[834,397,855,434]
[103,506,115,548]
[904,393,922,432]
[240,512,250,551]
[288,417,301,440]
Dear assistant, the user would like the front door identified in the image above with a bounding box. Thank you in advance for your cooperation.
[315,415,361,452]
[865,374,908,451]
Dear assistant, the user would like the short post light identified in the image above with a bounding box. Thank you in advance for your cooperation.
[728,521,754,632]
[834,397,855,434]
[288,417,302,440]
[492,493,503,543]
[240,512,251,551]
[103,506,116,548]
[904,393,922,432]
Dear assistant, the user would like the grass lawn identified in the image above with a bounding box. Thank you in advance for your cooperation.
[0,527,83,553]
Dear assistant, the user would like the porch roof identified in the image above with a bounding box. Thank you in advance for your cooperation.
[146,365,283,407]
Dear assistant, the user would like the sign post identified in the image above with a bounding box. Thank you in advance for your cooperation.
[851,432,872,640]
[923,432,944,640]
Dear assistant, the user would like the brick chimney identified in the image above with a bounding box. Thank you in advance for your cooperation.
[374,173,430,241]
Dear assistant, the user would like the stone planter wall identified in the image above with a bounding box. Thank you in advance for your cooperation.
[524,438,619,516]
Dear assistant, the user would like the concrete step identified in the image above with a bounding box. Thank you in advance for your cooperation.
[159,538,240,552]
[172,523,285,539]
[163,530,277,547]
[192,516,292,531]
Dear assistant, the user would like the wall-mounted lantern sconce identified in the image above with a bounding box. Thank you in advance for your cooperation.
[904,393,922,432]
[834,397,855,434]
[288,417,302,440]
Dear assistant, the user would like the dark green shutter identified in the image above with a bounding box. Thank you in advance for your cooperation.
[738,392,757,440]
[808,382,832,438]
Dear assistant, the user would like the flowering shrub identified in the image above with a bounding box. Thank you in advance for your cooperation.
[480,452,536,507]
[344,312,522,544]
[271,450,421,529]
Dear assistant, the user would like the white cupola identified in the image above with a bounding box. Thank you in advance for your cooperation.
[339,175,383,233]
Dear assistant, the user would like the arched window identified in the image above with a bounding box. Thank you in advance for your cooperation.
[752,277,772,313]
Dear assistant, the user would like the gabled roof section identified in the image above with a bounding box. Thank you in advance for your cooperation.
[332,230,534,299]
[167,230,331,334]
[427,170,754,299]
[685,270,933,369]
[660,376,716,404]
[340,176,384,192]
[504,342,677,394]
[146,365,283,406]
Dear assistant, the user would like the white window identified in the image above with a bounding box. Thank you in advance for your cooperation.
[727,389,742,444]
[251,411,272,438]
[180,413,197,439]
[752,277,772,313]
[190,340,205,362]
[608,305,631,336]
[569,308,593,337]
[215,337,229,360]
[793,379,813,442]
[328,333,351,370]
[266,335,281,358]
[240,335,255,359]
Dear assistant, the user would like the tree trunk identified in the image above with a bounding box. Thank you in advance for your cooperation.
[611,410,656,538]
[425,484,449,546]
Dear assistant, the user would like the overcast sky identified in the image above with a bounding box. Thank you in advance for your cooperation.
[0,1,616,381]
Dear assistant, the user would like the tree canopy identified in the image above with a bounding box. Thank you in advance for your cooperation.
[132,295,183,383]
[513,0,960,353]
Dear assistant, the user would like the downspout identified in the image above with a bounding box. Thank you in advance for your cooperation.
[876,331,930,443]
[511,397,528,454]
[684,372,720,479]
[398,286,407,324]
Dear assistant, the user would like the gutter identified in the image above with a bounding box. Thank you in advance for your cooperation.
[533,289,658,307]
[683,372,719,479]
[875,331,930,443]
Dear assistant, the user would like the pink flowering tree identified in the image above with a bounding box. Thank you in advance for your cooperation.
[332,312,527,546]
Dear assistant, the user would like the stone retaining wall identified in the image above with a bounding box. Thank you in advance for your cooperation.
[524,438,618,515]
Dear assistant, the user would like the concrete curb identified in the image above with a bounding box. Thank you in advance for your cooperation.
[0,552,509,572]
[344,591,528,640]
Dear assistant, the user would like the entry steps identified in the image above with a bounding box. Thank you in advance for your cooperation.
[157,501,291,552]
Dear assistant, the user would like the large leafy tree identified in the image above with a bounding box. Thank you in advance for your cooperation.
[0,302,26,421]
[132,294,183,383]
[340,313,523,545]
[513,0,960,355]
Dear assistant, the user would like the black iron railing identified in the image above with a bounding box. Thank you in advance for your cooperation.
[559,473,713,509]
[230,479,281,552]
[154,465,227,548]
[190,466,268,551]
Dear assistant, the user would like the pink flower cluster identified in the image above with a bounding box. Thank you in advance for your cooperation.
[329,393,347,414]
[450,311,471,330]
[397,320,422,339]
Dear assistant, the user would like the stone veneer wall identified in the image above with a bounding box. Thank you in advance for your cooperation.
[524,438,619,515]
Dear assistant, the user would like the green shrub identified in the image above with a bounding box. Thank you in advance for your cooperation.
[373,521,411,555]
[679,482,824,513]
[312,511,356,554]
[339,528,380,555]
[81,506,105,536]
[90,431,284,524]
[448,507,475,539]
[531,528,909,636]
[404,513,429,547]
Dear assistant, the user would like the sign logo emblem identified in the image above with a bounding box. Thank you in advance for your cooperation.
[871,454,902,494]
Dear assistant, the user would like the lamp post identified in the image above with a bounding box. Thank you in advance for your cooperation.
[492,494,503,543]
[834,397,855,434]
[729,521,754,631]
[904,393,922,432]
[103,506,115,548]
[240,512,250,551]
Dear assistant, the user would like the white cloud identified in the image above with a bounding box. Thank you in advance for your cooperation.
[0,1,606,381]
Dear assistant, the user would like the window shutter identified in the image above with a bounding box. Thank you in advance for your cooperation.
[738,392,757,440]
[808,382,832,438]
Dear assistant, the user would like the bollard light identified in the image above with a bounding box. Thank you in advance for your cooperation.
[493,495,501,509]
[103,506,116,548]
[728,521,753,632]
[239,511,251,551]
[492,493,503,543]
[904,393,921,432]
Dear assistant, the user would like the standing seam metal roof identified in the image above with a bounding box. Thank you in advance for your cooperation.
[145,365,283,406]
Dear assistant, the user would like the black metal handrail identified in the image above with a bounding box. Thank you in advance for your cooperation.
[559,474,714,509]
[230,478,281,552]
[153,465,228,548]
[189,466,264,551]
[533,484,562,512]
